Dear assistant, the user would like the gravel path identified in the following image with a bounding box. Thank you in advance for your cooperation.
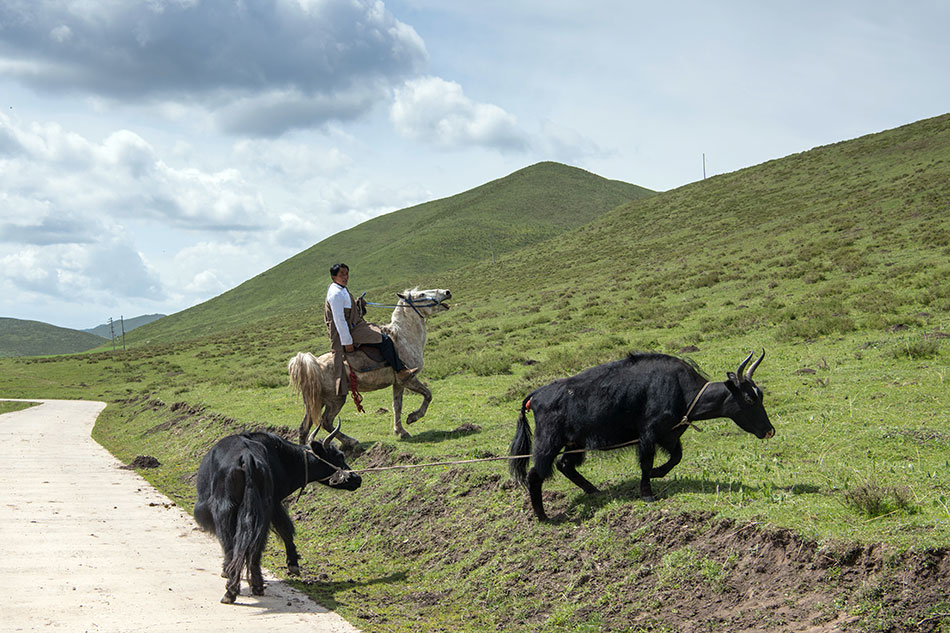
[0,399,360,633]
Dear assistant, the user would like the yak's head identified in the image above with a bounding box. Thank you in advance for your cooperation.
[723,351,775,440]
[397,288,452,318]
[308,422,362,491]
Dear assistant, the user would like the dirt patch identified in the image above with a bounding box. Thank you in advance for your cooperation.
[517,508,950,632]
[361,442,421,469]
[122,455,161,469]
[354,483,950,632]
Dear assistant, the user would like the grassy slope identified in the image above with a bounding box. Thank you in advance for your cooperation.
[130,162,653,343]
[0,317,108,357]
[3,114,950,632]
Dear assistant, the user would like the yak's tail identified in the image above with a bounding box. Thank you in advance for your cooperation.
[224,454,272,591]
[288,352,323,439]
[508,395,534,487]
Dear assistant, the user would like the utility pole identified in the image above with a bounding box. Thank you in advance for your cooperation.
[703,153,707,179]
[120,315,126,351]
[108,318,116,351]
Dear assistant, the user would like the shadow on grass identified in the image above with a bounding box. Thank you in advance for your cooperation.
[289,570,408,612]
[400,426,482,444]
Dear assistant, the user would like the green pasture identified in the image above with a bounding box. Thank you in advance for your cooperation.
[0,400,40,415]
[2,114,949,632]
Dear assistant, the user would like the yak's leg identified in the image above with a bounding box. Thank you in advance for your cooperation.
[638,439,658,502]
[319,396,360,450]
[222,566,241,604]
[526,468,548,521]
[404,379,433,426]
[298,411,313,445]
[556,450,599,495]
[272,504,300,575]
[526,450,558,521]
[391,384,410,439]
[651,437,683,479]
[249,547,265,596]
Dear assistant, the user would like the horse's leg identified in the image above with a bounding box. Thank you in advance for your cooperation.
[298,411,313,445]
[403,378,432,426]
[319,396,360,450]
[392,383,410,439]
[297,374,322,444]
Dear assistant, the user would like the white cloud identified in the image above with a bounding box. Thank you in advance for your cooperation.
[391,76,529,151]
[0,0,428,137]
[0,112,264,235]
[1,237,164,303]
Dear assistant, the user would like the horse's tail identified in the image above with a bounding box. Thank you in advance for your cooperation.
[508,395,534,487]
[288,352,323,423]
[224,453,272,597]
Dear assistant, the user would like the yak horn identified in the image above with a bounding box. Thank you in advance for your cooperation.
[736,351,755,382]
[746,350,765,380]
[322,418,342,449]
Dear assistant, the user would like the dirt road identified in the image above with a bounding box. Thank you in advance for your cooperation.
[0,399,360,633]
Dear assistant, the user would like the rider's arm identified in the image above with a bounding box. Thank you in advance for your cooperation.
[328,289,353,347]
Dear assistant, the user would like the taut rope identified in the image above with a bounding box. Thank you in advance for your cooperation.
[344,438,643,476]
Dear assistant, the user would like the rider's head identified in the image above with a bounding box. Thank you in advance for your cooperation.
[330,263,349,286]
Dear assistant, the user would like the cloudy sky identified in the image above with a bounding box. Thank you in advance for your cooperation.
[1,1,948,330]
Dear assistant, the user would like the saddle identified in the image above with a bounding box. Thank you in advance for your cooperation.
[344,345,388,373]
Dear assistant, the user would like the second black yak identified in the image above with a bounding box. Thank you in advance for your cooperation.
[509,351,774,521]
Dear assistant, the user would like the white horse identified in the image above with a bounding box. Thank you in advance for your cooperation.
[288,288,451,449]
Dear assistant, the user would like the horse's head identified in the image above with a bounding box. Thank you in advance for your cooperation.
[397,288,451,318]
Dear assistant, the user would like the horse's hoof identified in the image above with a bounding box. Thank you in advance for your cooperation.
[287,565,300,576]
[221,592,237,604]
[642,495,657,503]
[396,429,412,440]
[252,585,265,596]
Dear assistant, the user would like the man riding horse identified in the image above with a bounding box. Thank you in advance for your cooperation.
[325,263,417,395]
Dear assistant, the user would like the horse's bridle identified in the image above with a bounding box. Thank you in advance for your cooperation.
[403,293,445,319]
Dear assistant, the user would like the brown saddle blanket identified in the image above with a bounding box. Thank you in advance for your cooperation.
[344,346,389,372]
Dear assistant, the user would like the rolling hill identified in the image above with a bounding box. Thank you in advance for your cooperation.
[83,314,166,338]
[129,161,653,342]
[0,318,107,357]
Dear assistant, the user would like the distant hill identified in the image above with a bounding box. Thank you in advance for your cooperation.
[126,113,950,353]
[83,314,166,338]
[0,318,107,358]
[131,162,653,342]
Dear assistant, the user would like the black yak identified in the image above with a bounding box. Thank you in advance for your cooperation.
[193,424,361,603]
[510,351,774,521]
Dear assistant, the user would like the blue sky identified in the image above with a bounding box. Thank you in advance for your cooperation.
[1,1,948,330]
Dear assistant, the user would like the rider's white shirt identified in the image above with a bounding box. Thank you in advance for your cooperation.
[326,282,353,346]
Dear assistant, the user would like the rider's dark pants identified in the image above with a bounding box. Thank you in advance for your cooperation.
[362,333,406,371]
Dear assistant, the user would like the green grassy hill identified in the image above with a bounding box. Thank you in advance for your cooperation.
[3,114,950,632]
[0,318,107,357]
[132,162,653,343]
